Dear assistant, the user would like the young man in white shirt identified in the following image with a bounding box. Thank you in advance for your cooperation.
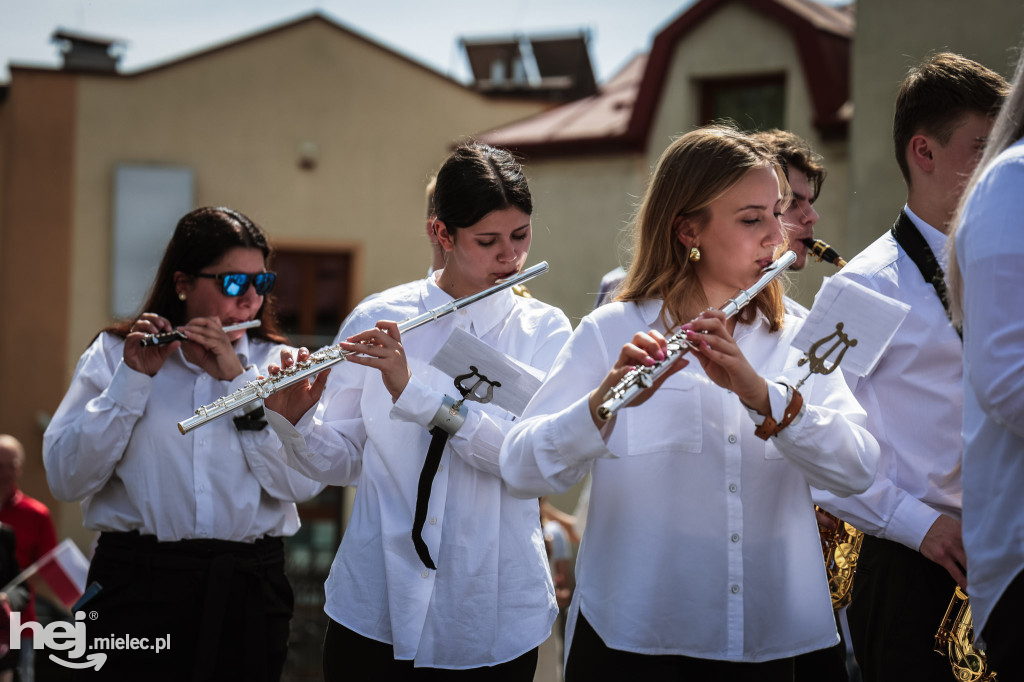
[811,53,1008,681]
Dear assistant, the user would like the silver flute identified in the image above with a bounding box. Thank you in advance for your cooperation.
[140,320,261,347]
[177,262,550,434]
[595,250,796,422]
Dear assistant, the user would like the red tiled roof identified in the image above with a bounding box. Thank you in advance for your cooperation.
[481,0,853,158]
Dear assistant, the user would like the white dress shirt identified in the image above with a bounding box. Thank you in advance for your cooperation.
[812,206,964,550]
[266,272,573,669]
[956,138,1024,637]
[500,299,878,662]
[43,332,323,542]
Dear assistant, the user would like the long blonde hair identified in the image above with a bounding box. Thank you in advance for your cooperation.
[617,125,788,331]
[948,46,1024,326]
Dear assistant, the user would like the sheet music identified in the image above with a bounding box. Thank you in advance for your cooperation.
[793,276,911,377]
[429,329,543,416]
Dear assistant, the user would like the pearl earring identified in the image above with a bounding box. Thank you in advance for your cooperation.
[178,292,187,301]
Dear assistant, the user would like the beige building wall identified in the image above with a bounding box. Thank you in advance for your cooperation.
[68,17,547,373]
[526,1,852,324]
[2,16,550,537]
[652,2,851,307]
[849,0,1024,248]
[0,69,78,540]
[519,155,648,323]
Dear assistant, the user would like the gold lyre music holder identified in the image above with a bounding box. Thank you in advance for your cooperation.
[795,322,858,390]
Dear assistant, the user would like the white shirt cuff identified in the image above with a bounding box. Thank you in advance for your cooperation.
[390,374,444,428]
[888,495,943,550]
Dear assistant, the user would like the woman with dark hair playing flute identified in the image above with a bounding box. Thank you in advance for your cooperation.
[499,126,879,681]
[263,142,572,680]
[43,207,323,680]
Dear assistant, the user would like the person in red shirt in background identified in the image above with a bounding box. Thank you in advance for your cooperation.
[0,435,58,682]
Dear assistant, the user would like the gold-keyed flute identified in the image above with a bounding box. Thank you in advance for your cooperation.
[595,250,796,422]
[802,238,847,267]
[176,262,549,434]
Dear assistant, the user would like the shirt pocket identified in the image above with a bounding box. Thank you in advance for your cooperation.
[764,439,784,460]
[622,376,702,456]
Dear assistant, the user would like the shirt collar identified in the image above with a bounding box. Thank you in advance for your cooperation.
[903,204,949,267]
[420,270,517,337]
[637,299,667,330]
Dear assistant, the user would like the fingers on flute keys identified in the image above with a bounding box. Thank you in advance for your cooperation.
[616,330,668,369]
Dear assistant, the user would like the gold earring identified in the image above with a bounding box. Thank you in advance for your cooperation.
[688,246,701,263]
[178,291,187,301]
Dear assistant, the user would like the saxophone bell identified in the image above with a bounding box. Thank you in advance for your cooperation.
[815,506,864,610]
[934,586,997,681]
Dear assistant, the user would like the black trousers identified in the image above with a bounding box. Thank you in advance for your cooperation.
[981,568,1024,680]
[322,618,538,681]
[74,531,293,682]
[565,610,795,682]
[845,534,955,682]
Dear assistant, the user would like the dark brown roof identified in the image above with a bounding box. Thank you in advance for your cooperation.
[480,0,852,158]
[478,53,646,155]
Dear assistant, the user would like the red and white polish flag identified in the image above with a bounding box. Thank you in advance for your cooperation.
[2,538,90,610]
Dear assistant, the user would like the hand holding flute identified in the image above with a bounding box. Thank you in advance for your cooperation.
[588,309,772,427]
[592,251,795,423]
[139,319,261,346]
[263,318,412,426]
[126,315,259,381]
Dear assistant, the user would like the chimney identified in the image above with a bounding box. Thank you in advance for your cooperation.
[51,29,123,73]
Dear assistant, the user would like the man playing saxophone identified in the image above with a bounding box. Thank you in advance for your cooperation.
[751,129,825,275]
[752,129,853,682]
[809,54,1009,682]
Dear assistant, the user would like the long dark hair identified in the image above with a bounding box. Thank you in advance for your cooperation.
[432,142,532,234]
[105,207,287,343]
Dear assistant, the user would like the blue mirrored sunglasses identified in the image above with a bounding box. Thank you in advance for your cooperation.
[194,271,276,297]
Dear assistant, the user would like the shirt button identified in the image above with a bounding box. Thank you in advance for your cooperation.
[438,464,444,472]
[429,517,437,525]
[729,483,738,493]
[421,570,430,579]
[728,434,737,444]
[731,533,740,543]
[731,584,740,594]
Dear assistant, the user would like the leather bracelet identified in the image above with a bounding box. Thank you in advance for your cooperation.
[427,395,468,436]
[754,385,804,440]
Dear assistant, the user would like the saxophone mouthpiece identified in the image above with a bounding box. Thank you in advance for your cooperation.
[801,238,847,268]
